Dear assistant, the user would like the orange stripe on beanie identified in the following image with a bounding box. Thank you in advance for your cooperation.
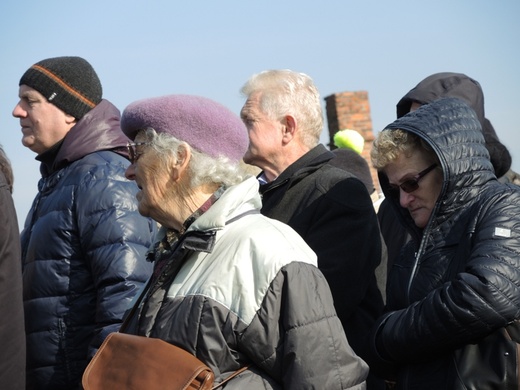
[121,94,249,163]
[19,56,102,120]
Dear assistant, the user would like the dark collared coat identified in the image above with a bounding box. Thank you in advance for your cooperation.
[259,144,385,367]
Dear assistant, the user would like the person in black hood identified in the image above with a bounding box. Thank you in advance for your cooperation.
[368,97,520,389]
[378,72,520,273]
[396,72,513,178]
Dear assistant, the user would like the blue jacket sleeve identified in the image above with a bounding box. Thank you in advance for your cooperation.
[75,168,156,356]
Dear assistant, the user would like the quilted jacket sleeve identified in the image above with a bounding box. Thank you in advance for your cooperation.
[74,157,156,356]
[372,184,520,365]
[240,262,368,390]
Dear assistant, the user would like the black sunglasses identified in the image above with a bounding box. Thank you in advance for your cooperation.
[388,163,438,195]
[126,142,149,164]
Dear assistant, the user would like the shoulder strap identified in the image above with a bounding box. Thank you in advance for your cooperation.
[212,364,251,390]
[119,278,153,333]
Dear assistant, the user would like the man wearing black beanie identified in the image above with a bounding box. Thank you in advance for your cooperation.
[13,56,156,390]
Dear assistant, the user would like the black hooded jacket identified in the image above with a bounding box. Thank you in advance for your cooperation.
[369,98,520,389]
[380,72,515,270]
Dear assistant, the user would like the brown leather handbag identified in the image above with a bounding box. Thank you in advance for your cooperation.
[82,332,215,390]
[82,280,249,390]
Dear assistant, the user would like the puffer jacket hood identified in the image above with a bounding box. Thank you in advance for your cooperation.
[396,72,511,177]
[370,97,520,390]
[48,99,129,174]
[379,97,496,242]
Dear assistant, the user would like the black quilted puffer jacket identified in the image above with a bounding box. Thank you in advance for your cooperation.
[369,97,520,389]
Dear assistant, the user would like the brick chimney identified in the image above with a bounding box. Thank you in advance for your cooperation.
[324,91,380,194]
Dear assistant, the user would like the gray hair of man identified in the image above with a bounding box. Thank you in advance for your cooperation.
[139,128,249,189]
[240,69,323,149]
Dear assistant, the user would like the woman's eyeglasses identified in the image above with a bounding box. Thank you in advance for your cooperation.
[389,163,437,195]
[126,142,149,164]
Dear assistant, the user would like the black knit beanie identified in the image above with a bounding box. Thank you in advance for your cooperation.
[19,56,102,120]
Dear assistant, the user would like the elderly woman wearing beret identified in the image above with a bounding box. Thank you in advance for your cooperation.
[119,94,368,389]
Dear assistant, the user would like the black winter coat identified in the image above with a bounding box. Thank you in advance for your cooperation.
[259,144,384,364]
[370,98,520,389]
[0,170,25,390]
[379,72,514,271]
[21,100,156,390]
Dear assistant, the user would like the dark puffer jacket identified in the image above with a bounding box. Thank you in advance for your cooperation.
[369,98,520,389]
[21,100,156,390]
[380,72,516,269]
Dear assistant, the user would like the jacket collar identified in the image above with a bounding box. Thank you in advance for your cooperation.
[147,177,262,261]
[38,100,129,176]
[260,144,333,193]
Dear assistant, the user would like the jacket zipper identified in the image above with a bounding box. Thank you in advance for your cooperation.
[406,225,432,306]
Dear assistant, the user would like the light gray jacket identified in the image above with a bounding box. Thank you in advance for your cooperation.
[134,177,368,389]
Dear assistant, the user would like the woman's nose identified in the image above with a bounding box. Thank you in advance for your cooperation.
[399,190,415,208]
[125,163,136,181]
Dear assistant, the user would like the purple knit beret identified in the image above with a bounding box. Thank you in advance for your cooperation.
[121,94,248,163]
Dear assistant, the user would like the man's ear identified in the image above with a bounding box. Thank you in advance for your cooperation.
[65,114,77,125]
[282,115,297,143]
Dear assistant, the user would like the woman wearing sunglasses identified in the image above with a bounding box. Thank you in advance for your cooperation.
[367,97,520,389]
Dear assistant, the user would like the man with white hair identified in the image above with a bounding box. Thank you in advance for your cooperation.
[240,69,385,389]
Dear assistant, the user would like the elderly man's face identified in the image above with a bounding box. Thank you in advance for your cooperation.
[240,93,284,174]
[13,85,75,155]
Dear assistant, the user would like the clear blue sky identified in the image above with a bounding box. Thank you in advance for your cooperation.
[1,0,519,228]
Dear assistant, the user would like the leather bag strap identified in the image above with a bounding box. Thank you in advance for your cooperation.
[212,364,251,390]
[119,277,152,333]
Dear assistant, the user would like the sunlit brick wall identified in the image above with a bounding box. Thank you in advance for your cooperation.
[324,91,380,194]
